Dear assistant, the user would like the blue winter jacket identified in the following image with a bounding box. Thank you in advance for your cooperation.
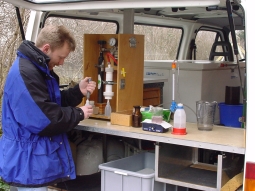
[0,40,85,187]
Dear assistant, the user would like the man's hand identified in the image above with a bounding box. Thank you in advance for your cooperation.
[79,77,96,96]
[80,105,93,119]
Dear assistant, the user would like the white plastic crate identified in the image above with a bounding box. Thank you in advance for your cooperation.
[99,152,165,191]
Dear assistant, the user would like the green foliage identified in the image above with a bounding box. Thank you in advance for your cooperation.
[0,178,9,191]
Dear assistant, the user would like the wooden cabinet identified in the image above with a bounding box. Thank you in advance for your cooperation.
[83,34,144,113]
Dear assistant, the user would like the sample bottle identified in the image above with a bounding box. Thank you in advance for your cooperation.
[172,103,187,135]
[132,106,142,127]
[104,99,112,117]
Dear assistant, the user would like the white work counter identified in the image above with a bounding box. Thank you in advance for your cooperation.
[76,119,245,154]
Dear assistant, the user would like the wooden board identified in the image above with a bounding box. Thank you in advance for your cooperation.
[111,110,133,126]
[190,163,217,172]
[221,172,243,191]
[117,34,144,111]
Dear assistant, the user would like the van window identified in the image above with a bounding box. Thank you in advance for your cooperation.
[44,16,118,85]
[229,30,245,61]
[195,30,223,60]
[134,25,182,60]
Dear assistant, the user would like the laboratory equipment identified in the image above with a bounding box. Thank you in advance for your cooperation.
[108,37,117,47]
[103,61,114,117]
[103,64,114,100]
[170,61,177,113]
[132,105,142,127]
[196,101,217,131]
[95,40,106,104]
[104,99,112,117]
[83,34,144,115]
[225,86,240,105]
[85,78,92,106]
[172,103,186,135]
[144,60,245,123]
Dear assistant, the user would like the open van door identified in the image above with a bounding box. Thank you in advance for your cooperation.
[3,0,252,190]
[5,0,221,11]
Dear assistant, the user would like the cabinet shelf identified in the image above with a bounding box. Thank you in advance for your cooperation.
[158,163,217,188]
[155,143,223,191]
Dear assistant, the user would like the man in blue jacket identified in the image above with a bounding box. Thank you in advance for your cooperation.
[0,25,96,191]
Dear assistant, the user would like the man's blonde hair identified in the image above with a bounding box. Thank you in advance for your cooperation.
[35,25,76,51]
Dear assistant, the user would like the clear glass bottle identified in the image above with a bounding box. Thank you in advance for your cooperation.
[132,106,142,127]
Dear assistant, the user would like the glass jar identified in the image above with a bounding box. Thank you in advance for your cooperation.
[132,106,142,127]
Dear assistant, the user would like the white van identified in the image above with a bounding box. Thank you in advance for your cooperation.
[3,0,254,190]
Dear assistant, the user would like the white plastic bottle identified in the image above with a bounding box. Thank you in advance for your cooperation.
[104,99,112,117]
[172,103,187,135]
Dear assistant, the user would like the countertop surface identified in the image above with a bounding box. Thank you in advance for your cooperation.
[77,119,245,154]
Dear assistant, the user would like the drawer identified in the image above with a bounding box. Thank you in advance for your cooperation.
[143,87,161,106]
[143,88,160,99]
[143,97,161,107]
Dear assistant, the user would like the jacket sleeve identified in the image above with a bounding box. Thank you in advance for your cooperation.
[61,84,84,107]
[38,106,84,136]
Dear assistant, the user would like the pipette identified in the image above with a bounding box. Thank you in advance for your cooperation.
[170,61,177,113]
[85,78,91,106]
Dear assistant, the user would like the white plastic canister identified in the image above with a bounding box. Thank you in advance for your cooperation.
[172,103,187,135]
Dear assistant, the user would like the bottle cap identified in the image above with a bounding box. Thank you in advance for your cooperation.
[177,103,184,109]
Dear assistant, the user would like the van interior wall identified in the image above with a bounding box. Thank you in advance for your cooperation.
[36,9,245,124]
[144,61,245,123]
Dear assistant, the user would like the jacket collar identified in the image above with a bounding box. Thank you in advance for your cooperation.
[18,40,51,71]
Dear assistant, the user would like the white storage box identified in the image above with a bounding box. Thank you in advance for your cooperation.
[99,152,165,191]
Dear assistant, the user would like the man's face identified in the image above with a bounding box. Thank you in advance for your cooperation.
[42,42,71,70]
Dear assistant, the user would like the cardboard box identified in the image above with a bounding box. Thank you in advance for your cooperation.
[111,110,132,126]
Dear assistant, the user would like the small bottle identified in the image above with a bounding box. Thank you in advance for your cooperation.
[172,103,187,135]
[132,106,142,127]
[105,99,112,117]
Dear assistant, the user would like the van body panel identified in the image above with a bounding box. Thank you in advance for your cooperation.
[3,0,252,189]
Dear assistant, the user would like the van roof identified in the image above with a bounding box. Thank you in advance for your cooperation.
[4,0,244,30]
